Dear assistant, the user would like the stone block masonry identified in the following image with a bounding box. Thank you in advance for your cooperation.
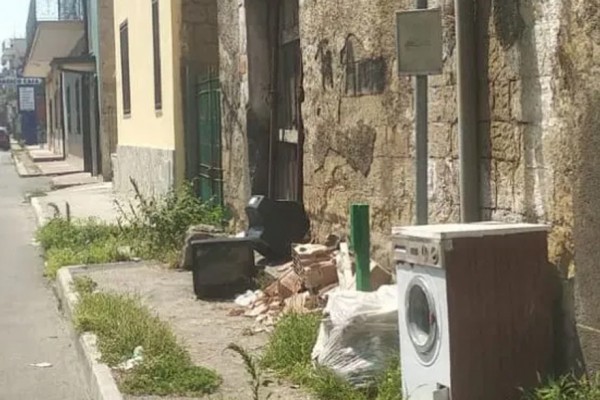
[212,0,600,372]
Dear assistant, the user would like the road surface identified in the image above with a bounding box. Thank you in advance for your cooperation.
[0,151,89,399]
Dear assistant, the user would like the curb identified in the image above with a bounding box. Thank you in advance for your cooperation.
[56,267,124,400]
[30,196,48,227]
[11,149,42,178]
[30,194,124,400]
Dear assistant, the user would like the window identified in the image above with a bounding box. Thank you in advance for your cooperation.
[120,21,131,115]
[152,0,162,110]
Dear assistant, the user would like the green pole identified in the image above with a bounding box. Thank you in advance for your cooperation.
[350,204,371,292]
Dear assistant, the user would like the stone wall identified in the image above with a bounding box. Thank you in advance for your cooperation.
[300,0,419,264]
[217,0,575,267]
[217,0,269,225]
[112,145,175,198]
[561,0,600,374]
[214,0,600,375]
[97,0,118,181]
[299,0,576,271]
[181,0,219,73]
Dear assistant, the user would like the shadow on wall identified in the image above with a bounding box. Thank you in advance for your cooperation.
[478,0,584,377]
[517,0,547,224]
[573,89,600,376]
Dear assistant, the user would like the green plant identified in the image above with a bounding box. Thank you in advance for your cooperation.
[74,290,221,396]
[227,343,272,400]
[373,359,402,400]
[262,312,321,376]
[523,374,600,400]
[115,178,227,266]
[72,276,98,295]
[37,218,130,277]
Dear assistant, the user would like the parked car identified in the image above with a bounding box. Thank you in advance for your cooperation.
[0,127,9,151]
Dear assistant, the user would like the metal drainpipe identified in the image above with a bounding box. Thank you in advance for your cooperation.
[82,0,90,54]
[454,0,480,222]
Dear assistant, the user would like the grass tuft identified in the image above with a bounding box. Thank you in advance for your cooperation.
[74,289,221,396]
[227,343,267,400]
[37,218,128,278]
[524,374,600,400]
[36,180,228,276]
[261,313,402,400]
[72,276,98,295]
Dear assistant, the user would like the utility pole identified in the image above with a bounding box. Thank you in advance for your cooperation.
[415,0,428,225]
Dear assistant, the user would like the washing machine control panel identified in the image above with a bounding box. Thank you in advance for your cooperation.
[392,237,449,268]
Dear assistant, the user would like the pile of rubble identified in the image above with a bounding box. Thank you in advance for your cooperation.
[231,240,392,327]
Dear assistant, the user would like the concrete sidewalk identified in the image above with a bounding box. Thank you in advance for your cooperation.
[51,173,100,190]
[13,143,99,190]
[31,182,121,226]
[11,144,42,177]
[27,146,62,163]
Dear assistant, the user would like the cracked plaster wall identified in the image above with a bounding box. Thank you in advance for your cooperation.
[218,0,577,293]
[299,0,572,268]
[216,0,600,375]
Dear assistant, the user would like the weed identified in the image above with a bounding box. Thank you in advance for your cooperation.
[116,178,227,266]
[262,312,321,376]
[37,218,129,277]
[72,276,98,295]
[74,290,221,396]
[373,359,402,400]
[36,179,228,274]
[227,343,272,400]
[523,374,600,400]
[261,313,402,400]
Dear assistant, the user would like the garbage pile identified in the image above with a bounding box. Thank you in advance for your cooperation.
[232,238,393,327]
[311,285,399,388]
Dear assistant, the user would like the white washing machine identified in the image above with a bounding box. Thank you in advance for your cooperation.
[396,236,451,400]
[393,223,554,400]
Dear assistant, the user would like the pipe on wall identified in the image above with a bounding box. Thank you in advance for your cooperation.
[454,0,480,222]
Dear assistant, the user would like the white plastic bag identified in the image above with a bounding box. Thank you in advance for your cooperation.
[311,285,399,388]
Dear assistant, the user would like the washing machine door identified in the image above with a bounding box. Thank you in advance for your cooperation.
[405,276,441,365]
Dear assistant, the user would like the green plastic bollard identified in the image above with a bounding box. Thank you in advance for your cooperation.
[350,204,371,292]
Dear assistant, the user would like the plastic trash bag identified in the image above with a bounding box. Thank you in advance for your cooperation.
[311,285,399,388]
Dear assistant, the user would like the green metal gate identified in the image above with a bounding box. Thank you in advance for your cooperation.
[196,72,223,204]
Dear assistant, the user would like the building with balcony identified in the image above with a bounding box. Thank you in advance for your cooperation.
[1,38,27,73]
[23,0,117,179]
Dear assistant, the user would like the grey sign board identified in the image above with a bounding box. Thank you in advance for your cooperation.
[18,86,35,112]
[396,8,443,75]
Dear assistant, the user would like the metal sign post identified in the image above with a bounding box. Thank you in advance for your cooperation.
[396,6,443,225]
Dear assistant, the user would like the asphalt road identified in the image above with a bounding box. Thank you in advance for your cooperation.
[0,151,89,399]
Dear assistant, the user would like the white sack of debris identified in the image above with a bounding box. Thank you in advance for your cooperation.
[311,284,399,388]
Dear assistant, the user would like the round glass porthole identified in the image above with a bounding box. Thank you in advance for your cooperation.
[406,277,439,364]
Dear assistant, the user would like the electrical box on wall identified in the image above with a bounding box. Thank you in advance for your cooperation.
[393,222,556,400]
[395,8,443,75]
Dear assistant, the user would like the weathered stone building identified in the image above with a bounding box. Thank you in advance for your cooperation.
[217,0,600,373]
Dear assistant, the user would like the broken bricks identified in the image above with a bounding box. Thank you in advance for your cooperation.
[230,238,394,327]
[292,244,337,292]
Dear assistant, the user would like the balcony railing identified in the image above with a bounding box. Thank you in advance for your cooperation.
[25,0,84,57]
